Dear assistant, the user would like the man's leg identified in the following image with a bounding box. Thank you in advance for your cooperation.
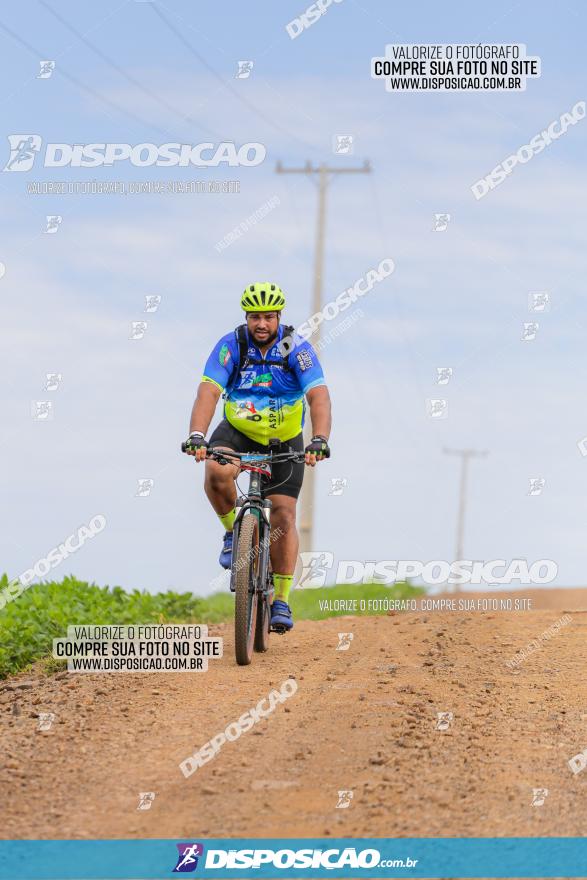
[204,447,240,568]
[204,447,239,520]
[267,494,298,614]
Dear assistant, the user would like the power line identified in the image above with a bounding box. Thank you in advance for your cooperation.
[37,0,224,140]
[151,4,322,154]
[0,17,181,140]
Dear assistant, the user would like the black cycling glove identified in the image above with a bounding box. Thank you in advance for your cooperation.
[187,431,209,452]
[305,435,330,459]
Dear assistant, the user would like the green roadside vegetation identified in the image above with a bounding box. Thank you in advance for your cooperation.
[0,574,423,678]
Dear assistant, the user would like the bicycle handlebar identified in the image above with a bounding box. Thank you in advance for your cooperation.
[180,442,306,464]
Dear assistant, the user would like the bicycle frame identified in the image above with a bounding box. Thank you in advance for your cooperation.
[231,455,274,597]
[180,440,304,599]
[181,439,307,658]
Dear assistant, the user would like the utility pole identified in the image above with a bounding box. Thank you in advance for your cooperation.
[443,448,488,592]
[276,159,371,557]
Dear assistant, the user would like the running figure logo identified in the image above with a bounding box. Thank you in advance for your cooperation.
[336,790,354,809]
[45,215,62,234]
[37,60,56,79]
[4,135,42,171]
[173,843,204,873]
[333,135,354,155]
[432,213,451,231]
[38,712,55,731]
[528,292,550,312]
[136,479,154,498]
[32,400,53,420]
[236,61,253,78]
[426,398,448,419]
[129,321,148,340]
[527,477,545,496]
[436,711,453,731]
[44,373,62,391]
[298,551,333,588]
[521,322,539,342]
[137,792,155,810]
[436,367,453,385]
[145,295,161,313]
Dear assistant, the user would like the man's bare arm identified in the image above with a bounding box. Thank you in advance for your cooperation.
[189,382,222,435]
[306,385,331,439]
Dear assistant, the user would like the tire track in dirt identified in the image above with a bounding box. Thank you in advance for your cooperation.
[1,599,587,840]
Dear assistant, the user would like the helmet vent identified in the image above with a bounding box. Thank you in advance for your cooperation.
[241,283,284,311]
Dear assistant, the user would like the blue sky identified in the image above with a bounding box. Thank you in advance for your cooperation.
[1,0,586,594]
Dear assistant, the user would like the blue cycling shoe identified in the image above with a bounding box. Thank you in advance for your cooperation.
[270,599,293,631]
[219,531,233,569]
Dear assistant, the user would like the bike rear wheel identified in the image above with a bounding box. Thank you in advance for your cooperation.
[234,514,259,665]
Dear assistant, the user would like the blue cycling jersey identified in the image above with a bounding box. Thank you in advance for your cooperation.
[201,324,326,443]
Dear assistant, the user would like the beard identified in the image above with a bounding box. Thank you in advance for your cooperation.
[251,325,279,347]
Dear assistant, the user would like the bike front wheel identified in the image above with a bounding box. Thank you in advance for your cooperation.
[254,592,271,653]
[234,513,260,665]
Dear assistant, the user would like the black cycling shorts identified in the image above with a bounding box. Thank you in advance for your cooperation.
[208,420,304,499]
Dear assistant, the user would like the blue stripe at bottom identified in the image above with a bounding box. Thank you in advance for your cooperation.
[0,838,585,879]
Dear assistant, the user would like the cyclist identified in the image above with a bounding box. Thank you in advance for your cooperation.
[186,282,331,631]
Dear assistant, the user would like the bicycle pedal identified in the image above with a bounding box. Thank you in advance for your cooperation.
[270,624,287,635]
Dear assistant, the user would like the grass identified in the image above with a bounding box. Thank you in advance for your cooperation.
[0,574,423,679]
[290,580,423,619]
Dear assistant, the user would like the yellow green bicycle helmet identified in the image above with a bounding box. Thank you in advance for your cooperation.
[241,282,286,312]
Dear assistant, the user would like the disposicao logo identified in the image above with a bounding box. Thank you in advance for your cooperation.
[173,843,204,873]
[4,134,42,171]
[3,136,266,170]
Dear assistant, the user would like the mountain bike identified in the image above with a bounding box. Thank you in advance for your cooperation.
[181,438,305,665]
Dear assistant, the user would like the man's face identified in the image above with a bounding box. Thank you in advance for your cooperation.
[246,311,280,346]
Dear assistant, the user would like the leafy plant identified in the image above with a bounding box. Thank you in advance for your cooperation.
[0,574,423,679]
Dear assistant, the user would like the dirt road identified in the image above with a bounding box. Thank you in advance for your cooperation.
[2,590,587,840]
